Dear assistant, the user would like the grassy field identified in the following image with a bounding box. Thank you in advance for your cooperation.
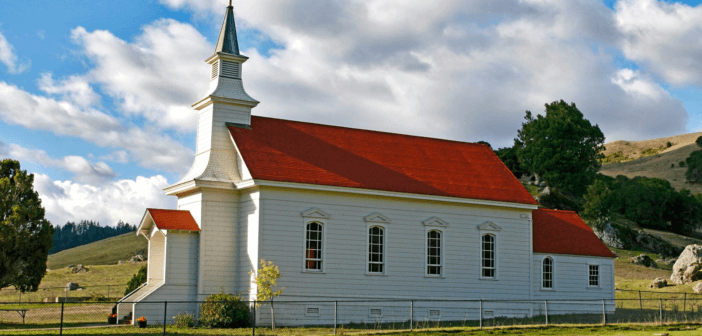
[47,233,148,270]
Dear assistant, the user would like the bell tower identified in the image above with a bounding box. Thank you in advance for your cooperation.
[166,0,258,194]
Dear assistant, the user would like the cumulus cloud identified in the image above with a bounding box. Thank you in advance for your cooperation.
[616,0,702,86]
[70,19,211,132]
[0,82,193,173]
[157,0,688,145]
[2,143,116,184]
[39,73,101,108]
[33,173,174,226]
[0,31,30,74]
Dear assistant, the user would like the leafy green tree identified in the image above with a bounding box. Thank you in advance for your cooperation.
[581,180,613,231]
[124,265,147,295]
[668,189,702,234]
[0,159,54,292]
[494,146,527,179]
[610,176,676,230]
[696,136,702,147]
[515,100,605,197]
[250,259,284,330]
[686,150,702,184]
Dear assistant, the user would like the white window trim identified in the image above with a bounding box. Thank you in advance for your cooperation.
[425,227,444,278]
[366,223,388,276]
[587,263,601,288]
[301,208,330,274]
[479,232,499,280]
[541,256,555,291]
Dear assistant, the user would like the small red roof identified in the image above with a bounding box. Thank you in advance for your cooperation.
[533,209,615,258]
[229,116,537,205]
[147,209,200,231]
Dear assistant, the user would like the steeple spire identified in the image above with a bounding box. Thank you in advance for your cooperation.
[215,1,240,55]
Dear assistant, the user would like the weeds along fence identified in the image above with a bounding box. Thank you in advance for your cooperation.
[3,299,702,335]
[0,285,124,304]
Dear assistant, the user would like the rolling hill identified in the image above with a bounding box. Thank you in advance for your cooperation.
[47,232,148,270]
[600,132,702,193]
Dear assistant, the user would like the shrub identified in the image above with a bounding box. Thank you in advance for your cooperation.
[124,265,147,295]
[696,136,702,147]
[199,292,249,328]
[667,141,673,148]
[174,312,195,328]
[680,161,686,167]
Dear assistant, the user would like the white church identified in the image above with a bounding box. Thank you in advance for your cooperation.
[118,2,616,325]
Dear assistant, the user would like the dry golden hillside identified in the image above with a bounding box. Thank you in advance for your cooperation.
[600,132,702,193]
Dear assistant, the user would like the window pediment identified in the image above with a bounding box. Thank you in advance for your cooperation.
[478,221,502,231]
[423,216,448,227]
[364,212,391,224]
[301,208,331,219]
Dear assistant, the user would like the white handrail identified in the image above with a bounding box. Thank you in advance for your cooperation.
[117,282,147,303]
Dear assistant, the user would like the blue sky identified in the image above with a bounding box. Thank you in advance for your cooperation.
[1,0,701,226]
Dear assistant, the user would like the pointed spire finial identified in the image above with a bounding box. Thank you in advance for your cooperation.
[215,0,240,55]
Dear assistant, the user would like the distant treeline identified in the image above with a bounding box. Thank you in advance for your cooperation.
[50,220,136,254]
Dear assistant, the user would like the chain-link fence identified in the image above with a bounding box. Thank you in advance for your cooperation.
[0,285,124,304]
[3,299,702,334]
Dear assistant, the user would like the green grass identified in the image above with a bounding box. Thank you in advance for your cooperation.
[48,233,148,269]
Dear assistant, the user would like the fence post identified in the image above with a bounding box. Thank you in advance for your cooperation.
[163,301,167,336]
[659,299,663,325]
[544,301,548,326]
[602,299,606,325]
[334,301,337,335]
[18,290,21,304]
[684,293,687,313]
[409,300,414,331]
[479,300,482,330]
[60,301,65,336]
[252,301,256,336]
[639,291,642,311]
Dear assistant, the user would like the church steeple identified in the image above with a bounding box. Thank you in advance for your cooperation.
[192,0,258,113]
[215,1,240,55]
[168,0,258,194]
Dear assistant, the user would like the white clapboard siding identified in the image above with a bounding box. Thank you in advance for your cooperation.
[531,253,615,314]
[238,190,260,299]
[196,189,240,298]
[255,187,533,300]
[165,232,199,286]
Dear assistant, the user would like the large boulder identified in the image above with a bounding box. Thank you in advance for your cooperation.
[650,277,667,288]
[694,282,702,294]
[129,254,146,263]
[71,264,88,274]
[65,282,79,291]
[671,245,702,285]
[593,222,637,249]
[630,254,657,268]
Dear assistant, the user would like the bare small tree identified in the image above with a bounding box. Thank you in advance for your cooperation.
[250,259,284,330]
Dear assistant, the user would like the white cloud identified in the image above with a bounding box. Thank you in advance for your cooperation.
[38,73,101,108]
[0,81,193,173]
[0,31,30,74]
[3,143,116,184]
[158,0,688,145]
[616,0,702,86]
[70,19,211,132]
[33,173,174,227]
[99,151,130,164]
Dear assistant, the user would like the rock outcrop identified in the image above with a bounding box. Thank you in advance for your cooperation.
[630,254,657,268]
[650,277,667,288]
[71,264,88,274]
[65,282,79,291]
[671,245,702,285]
[694,282,702,294]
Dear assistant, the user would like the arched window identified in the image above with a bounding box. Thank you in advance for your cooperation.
[427,230,442,275]
[305,222,323,271]
[481,234,496,278]
[542,257,553,289]
[368,226,384,273]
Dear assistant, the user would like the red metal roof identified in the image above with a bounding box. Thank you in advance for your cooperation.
[532,209,615,258]
[229,116,537,205]
[147,209,200,231]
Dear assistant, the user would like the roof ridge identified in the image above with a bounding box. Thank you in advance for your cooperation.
[249,115,490,147]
